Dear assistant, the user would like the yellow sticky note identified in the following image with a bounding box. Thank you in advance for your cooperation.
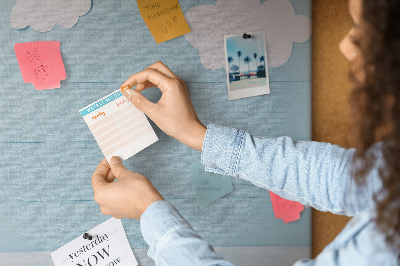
[137,0,191,44]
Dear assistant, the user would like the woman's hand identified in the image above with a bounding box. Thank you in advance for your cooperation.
[91,157,164,220]
[120,61,206,152]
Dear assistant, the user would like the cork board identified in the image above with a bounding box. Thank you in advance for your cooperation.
[312,0,353,257]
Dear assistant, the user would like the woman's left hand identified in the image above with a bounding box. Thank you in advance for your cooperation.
[91,157,164,220]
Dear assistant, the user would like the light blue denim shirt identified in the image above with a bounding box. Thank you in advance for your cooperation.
[140,124,399,265]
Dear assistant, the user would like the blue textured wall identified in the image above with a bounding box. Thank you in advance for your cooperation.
[0,0,311,255]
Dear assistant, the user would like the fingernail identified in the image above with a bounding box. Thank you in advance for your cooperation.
[120,85,130,92]
[123,89,133,100]
[110,156,122,165]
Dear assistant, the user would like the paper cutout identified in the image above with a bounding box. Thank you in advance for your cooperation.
[269,191,304,223]
[79,90,158,162]
[184,0,311,70]
[137,0,191,44]
[10,0,91,32]
[51,218,138,266]
[14,41,67,90]
[189,162,233,207]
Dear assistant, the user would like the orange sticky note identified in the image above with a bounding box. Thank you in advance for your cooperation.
[269,191,304,224]
[137,0,191,44]
[14,41,67,90]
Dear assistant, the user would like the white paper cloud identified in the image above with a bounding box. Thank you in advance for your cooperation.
[10,0,91,32]
[184,0,311,69]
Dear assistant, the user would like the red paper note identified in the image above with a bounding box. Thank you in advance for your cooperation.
[269,191,304,223]
[14,41,67,90]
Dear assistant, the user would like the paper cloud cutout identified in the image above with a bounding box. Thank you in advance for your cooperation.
[10,0,91,32]
[184,0,311,69]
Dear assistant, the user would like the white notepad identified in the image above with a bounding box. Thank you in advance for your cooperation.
[79,89,158,162]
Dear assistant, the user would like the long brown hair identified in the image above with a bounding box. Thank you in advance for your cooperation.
[350,0,400,251]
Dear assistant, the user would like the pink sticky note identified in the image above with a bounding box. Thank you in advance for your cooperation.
[14,41,67,90]
[269,191,304,223]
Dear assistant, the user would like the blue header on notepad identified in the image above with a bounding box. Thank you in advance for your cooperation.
[80,91,123,117]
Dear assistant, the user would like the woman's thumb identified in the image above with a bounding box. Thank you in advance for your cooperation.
[109,156,127,177]
[122,89,154,115]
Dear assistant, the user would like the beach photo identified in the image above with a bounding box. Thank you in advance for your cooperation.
[224,31,270,100]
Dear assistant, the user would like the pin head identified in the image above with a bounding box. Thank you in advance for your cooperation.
[243,33,251,39]
[83,233,93,240]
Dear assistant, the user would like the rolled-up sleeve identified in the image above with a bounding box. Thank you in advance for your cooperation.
[201,124,382,216]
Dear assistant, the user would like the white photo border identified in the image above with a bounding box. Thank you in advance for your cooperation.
[224,31,270,100]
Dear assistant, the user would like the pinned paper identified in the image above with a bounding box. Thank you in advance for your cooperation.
[224,31,270,100]
[79,90,158,162]
[269,191,304,223]
[51,218,138,266]
[137,0,191,44]
[189,162,233,208]
[14,41,67,90]
[10,0,91,32]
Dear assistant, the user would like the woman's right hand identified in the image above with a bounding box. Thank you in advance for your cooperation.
[120,61,206,151]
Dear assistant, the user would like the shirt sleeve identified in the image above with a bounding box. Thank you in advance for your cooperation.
[201,124,383,216]
[293,210,399,266]
[140,200,235,266]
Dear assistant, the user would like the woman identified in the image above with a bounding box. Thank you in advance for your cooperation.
[91,0,400,264]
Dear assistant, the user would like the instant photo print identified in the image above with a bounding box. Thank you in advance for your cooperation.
[224,31,270,100]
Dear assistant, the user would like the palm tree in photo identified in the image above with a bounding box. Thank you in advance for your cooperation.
[258,55,266,77]
[260,55,266,71]
[244,56,251,78]
[253,53,258,73]
[237,51,242,76]
[227,56,233,73]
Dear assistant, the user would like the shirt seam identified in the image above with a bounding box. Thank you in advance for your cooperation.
[230,129,245,175]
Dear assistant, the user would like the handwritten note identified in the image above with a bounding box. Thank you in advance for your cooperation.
[14,41,67,90]
[51,218,138,266]
[269,191,304,223]
[189,162,233,208]
[79,90,158,162]
[137,0,191,44]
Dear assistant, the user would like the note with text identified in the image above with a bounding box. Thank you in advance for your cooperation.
[137,0,191,44]
[14,41,67,90]
[189,162,233,207]
[51,218,137,266]
[79,90,158,162]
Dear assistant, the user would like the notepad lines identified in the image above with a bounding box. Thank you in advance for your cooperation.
[113,105,154,145]
[89,103,154,157]
[80,89,158,162]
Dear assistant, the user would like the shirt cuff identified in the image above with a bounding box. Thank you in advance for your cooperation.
[140,200,192,260]
[201,124,245,176]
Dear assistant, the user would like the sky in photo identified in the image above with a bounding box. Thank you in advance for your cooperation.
[226,31,267,73]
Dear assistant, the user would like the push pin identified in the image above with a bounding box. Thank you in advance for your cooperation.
[83,233,93,240]
[243,33,251,39]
